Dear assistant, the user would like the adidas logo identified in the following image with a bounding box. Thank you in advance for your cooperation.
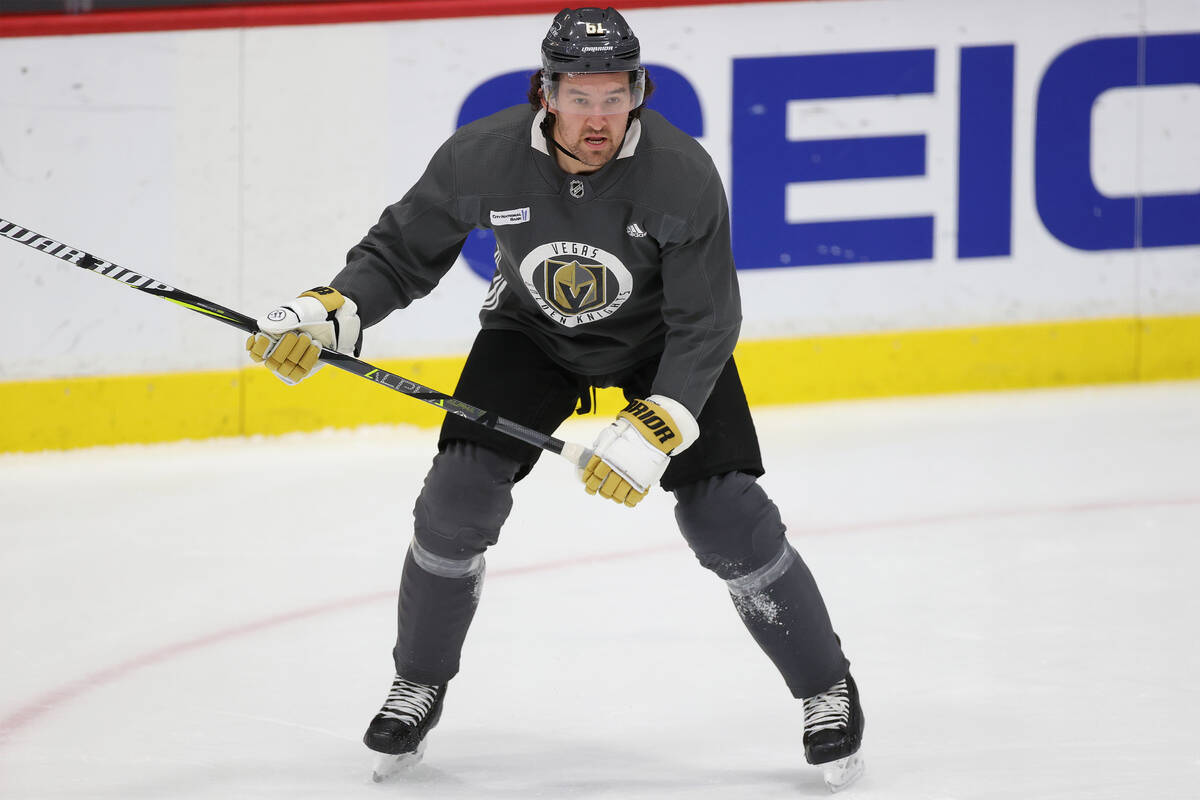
[626,223,647,238]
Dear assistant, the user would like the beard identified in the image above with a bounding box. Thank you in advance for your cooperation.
[552,117,627,170]
[569,141,617,167]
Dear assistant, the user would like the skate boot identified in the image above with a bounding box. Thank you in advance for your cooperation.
[363,674,447,782]
[803,672,865,792]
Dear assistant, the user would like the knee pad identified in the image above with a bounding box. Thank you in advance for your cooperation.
[673,471,789,582]
[411,441,519,574]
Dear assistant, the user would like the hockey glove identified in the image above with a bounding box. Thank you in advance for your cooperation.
[581,395,699,507]
[246,286,361,384]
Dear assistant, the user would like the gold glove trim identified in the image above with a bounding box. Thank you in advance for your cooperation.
[300,286,345,314]
[245,331,321,381]
[246,333,270,363]
[582,454,648,508]
[617,398,679,455]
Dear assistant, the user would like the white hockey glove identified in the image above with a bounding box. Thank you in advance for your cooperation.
[581,395,699,508]
[246,286,361,385]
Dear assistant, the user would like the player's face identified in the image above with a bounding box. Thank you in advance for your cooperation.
[546,72,633,173]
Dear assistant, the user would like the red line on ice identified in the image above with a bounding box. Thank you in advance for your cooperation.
[2,494,1197,744]
[793,495,1200,537]
[0,542,676,745]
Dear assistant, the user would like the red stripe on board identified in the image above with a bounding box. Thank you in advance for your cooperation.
[0,0,813,38]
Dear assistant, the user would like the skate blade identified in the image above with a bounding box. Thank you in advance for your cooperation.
[821,752,864,793]
[370,740,427,783]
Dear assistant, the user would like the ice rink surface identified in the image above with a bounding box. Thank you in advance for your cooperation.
[2,381,1198,799]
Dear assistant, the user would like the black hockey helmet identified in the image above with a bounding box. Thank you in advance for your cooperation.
[540,8,646,115]
[541,7,641,74]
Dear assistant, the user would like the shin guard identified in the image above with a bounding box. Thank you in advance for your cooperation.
[392,442,518,684]
[674,472,849,697]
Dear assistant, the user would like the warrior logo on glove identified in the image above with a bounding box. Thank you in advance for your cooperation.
[621,399,677,447]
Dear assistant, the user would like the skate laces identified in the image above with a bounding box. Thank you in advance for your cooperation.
[379,676,440,725]
[803,678,850,735]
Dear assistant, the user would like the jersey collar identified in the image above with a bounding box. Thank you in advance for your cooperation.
[529,108,642,162]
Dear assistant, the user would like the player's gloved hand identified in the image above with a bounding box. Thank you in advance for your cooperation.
[581,395,699,507]
[246,286,361,385]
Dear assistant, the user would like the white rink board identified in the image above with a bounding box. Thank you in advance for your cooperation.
[2,0,1199,381]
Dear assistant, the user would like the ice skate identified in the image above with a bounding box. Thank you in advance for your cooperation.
[803,673,865,792]
[363,674,446,782]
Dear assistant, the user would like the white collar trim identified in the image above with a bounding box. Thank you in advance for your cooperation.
[531,108,550,155]
[617,118,642,159]
[530,108,642,160]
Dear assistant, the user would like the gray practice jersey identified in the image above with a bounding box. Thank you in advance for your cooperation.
[331,104,742,416]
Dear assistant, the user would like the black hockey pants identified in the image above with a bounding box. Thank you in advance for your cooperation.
[388,330,849,699]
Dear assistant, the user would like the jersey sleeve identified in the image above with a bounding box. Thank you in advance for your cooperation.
[330,136,477,328]
[651,163,743,416]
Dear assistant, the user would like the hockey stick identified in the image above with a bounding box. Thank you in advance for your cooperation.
[0,218,592,468]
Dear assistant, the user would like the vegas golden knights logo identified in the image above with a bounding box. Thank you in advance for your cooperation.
[518,241,633,328]
[547,259,606,314]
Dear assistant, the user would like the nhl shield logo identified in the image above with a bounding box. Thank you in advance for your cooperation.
[569,180,585,199]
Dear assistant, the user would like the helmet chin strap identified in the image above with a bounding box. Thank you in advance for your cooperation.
[549,133,586,165]
[542,112,628,170]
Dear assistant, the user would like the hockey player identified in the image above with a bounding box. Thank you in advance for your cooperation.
[246,6,864,791]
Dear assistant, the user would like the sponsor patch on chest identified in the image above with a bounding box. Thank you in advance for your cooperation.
[490,207,531,226]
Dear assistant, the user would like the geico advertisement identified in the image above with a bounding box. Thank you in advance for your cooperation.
[3,0,1199,381]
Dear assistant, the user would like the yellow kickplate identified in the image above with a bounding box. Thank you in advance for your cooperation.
[3,314,1199,453]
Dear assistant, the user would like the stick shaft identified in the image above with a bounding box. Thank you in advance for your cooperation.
[1,218,590,466]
